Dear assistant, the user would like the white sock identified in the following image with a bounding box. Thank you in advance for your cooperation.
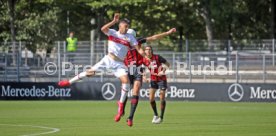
[119,84,130,103]
[69,71,86,84]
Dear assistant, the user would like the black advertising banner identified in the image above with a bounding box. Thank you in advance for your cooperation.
[0,82,276,102]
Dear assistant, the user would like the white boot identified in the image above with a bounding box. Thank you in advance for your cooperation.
[154,117,162,124]
[152,116,159,123]
[152,116,162,124]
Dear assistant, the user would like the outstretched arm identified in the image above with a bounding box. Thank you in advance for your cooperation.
[101,13,120,34]
[146,28,176,42]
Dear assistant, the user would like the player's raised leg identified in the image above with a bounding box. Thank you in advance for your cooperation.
[58,69,97,87]
[114,71,130,122]
[57,57,104,87]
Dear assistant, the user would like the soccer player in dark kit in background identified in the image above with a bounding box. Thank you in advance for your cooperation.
[142,45,170,124]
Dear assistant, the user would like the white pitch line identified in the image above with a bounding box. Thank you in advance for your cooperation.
[0,124,60,136]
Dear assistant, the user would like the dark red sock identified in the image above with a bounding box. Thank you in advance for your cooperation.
[128,95,139,120]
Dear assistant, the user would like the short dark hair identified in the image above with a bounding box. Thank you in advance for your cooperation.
[145,45,152,49]
[144,45,153,53]
[119,18,130,25]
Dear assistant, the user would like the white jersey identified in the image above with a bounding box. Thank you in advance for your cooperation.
[105,29,138,60]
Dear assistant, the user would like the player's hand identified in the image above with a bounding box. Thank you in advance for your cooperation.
[167,28,176,34]
[113,13,120,23]
[143,77,149,83]
[157,71,166,76]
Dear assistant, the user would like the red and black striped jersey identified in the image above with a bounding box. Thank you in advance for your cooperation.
[124,38,147,66]
[142,54,167,81]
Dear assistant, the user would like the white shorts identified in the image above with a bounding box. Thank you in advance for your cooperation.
[91,55,128,78]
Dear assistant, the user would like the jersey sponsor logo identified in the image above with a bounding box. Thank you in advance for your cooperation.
[101,83,116,100]
[123,37,130,41]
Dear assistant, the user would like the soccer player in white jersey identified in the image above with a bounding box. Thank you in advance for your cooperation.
[57,13,145,124]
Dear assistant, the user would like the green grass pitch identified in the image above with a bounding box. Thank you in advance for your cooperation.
[0,101,275,136]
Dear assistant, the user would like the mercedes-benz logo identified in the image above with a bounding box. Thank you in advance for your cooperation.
[101,83,116,100]
[228,83,244,102]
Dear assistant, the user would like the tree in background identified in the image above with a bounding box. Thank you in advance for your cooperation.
[0,0,274,52]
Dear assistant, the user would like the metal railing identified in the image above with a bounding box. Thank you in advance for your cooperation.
[0,40,275,83]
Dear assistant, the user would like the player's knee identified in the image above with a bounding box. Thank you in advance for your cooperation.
[160,90,166,98]
[120,76,129,84]
[150,100,156,106]
[132,89,139,96]
[122,83,130,92]
[86,70,95,77]
[149,97,155,102]
[133,83,141,94]
[134,80,142,87]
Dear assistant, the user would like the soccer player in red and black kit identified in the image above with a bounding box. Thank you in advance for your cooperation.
[124,28,176,126]
[142,45,170,124]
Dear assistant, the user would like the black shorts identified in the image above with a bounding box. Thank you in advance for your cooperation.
[128,66,144,86]
[150,80,167,90]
